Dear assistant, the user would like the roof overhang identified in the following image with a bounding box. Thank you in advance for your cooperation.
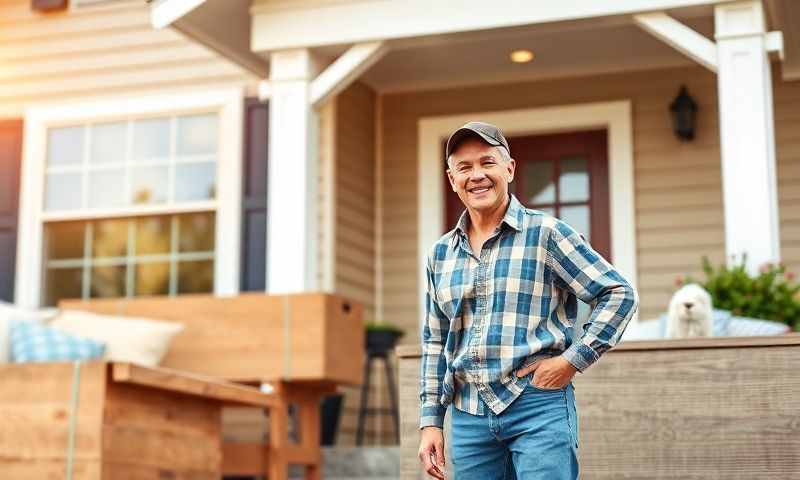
[150,0,269,78]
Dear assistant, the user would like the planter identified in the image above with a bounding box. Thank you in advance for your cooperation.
[366,329,403,355]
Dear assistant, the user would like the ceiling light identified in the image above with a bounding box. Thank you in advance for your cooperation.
[510,50,534,63]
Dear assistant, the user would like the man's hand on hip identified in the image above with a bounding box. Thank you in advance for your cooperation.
[516,355,577,389]
[418,426,446,479]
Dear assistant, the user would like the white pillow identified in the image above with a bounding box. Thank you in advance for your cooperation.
[50,310,184,367]
[0,302,59,364]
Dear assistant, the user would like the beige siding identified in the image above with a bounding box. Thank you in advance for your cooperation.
[775,78,800,277]
[331,82,384,445]
[381,65,729,335]
[0,0,257,117]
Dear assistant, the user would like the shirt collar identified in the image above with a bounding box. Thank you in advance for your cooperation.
[451,194,525,248]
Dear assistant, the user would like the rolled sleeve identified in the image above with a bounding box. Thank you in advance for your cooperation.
[547,219,639,372]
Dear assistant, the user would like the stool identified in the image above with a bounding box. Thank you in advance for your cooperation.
[355,347,400,445]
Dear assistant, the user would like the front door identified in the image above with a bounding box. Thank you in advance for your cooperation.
[444,129,611,261]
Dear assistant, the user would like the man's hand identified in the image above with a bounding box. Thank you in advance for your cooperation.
[418,426,446,479]
[516,355,577,389]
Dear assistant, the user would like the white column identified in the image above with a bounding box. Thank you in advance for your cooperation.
[267,49,320,293]
[715,0,780,274]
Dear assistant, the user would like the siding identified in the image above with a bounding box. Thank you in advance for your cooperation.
[775,78,800,279]
[0,0,257,117]
[331,82,382,445]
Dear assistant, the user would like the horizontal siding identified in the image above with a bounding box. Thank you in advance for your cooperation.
[775,77,800,277]
[0,0,256,116]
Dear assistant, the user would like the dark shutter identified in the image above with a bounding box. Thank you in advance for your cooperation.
[240,99,268,291]
[31,0,68,12]
[0,120,22,302]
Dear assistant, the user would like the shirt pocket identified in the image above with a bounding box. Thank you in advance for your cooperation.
[435,260,472,320]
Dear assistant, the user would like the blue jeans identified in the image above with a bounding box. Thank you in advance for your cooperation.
[451,381,579,479]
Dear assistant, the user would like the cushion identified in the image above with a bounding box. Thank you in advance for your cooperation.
[50,310,184,367]
[9,320,105,363]
[0,302,60,364]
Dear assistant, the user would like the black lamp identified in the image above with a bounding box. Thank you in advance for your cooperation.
[669,85,698,141]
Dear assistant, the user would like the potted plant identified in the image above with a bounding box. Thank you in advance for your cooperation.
[365,321,405,354]
[680,254,800,331]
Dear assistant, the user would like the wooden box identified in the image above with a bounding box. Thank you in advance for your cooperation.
[60,292,365,386]
[0,361,273,479]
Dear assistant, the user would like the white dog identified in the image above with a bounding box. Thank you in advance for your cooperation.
[665,283,714,339]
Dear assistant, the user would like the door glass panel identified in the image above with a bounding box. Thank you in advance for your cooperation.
[559,157,589,202]
[560,205,591,242]
[524,160,555,205]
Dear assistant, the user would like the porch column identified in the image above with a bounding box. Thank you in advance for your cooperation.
[267,49,320,293]
[715,0,780,274]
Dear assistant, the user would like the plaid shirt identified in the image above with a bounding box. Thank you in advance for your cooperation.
[419,194,638,429]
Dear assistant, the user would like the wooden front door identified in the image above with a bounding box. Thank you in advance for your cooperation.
[444,129,611,262]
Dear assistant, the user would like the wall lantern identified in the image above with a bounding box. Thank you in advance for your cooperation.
[669,85,698,141]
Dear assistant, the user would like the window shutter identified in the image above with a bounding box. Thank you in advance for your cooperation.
[240,99,268,291]
[0,120,23,302]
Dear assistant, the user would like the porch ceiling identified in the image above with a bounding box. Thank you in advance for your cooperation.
[766,0,800,81]
[332,12,716,93]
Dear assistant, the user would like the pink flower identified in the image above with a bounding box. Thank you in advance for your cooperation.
[759,263,772,274]
[787,271,796,282]
[674,275,684,287]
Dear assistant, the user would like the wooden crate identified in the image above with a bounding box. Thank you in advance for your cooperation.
[397,335,800,480]
[61,292,364,385]
[0,361,273,479]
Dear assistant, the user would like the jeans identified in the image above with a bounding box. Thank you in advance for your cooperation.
[450,380,579,480]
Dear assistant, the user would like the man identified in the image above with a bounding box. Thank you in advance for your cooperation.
[417,121,638,479]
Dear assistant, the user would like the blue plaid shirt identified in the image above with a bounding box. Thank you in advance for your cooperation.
[419,194,638,429]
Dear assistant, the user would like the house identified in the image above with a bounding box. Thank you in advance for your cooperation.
[2,0,799,446]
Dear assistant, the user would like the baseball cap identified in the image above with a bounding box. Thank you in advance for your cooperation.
[445,121,510,163]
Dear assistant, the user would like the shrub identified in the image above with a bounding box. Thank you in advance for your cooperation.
[679,254,800,331]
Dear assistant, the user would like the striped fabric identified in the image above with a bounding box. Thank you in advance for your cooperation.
[420,194,639,429]
[10,320,105,363]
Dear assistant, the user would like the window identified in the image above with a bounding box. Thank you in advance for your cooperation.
[18,89,244,308]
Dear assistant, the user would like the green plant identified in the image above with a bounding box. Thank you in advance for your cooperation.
[678,254,800,331]
[364,321,405,336]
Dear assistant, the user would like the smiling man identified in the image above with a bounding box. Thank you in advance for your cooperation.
[417,121,639,479]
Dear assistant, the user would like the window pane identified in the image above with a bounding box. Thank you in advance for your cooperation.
[131,166,169,205]
[524,160,555,205]
[90,122,126,165]
[178,212,214,253]
[559,157,589,202]
[175,163,216,202]
[135,216,171,255]
[92,219,128,258]
[90,264,126,298]
[177,114,217,156]
[47,126,84,167]
[88,168,125,208]
[560,205,591,242]
[45,267,83,306]
[45,221,85,260]
[45,172,82,211]
[133,118,170,162]
[135,261,170,296]
[177,260,213,294]
[537,206,556,217]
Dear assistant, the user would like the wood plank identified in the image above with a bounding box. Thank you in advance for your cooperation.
[111,363,276,408]
[222,442,269,475]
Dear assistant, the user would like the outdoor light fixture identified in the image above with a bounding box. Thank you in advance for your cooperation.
[510,50,534,63]
[669,85,698,141]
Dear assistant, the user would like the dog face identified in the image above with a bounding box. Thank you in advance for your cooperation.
[669,283,712,323]
[666,283,714,338]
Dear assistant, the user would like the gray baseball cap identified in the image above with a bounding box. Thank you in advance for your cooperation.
[445,121,510,163]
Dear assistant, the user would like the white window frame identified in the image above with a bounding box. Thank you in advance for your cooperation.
[417,100,638,325]
[17,88,244,307]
